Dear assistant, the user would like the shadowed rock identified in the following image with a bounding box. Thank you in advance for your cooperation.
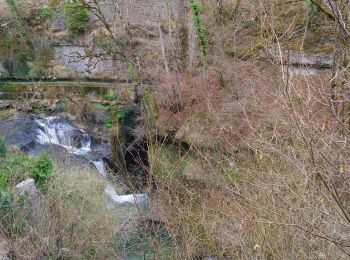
[0,117,40,148]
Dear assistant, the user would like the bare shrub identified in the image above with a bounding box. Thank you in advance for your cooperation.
[151,56,350,258]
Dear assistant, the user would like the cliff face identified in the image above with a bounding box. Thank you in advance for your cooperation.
[0,0,181,21]
[0,0,336,80]
[0,0,185,79]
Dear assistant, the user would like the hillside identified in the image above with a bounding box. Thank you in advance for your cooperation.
[0,0,349,259]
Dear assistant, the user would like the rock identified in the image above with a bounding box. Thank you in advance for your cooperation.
[30,99,58,112]
[15,101,33,112]
[0,61,8,77]
[83,102,108,125]
[52,45,125,79]
[51,13,66,33]
[0,101,13,111]
[49,64,74,78]
[89,142,112,161]
[23,141,94,168]
[0,117,40,148]
[15,99,58,113]
[54,46,89,74]
[288,52,333,68]
[182,158,208,182]
[129,22,159,38]
[15,178,41,217]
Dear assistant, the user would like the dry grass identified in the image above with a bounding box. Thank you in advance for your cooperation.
[3,164,122,259]
[1,160,175,259]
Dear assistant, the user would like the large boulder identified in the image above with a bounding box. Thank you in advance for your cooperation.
[288,52,333,68]
[0,117,40,148]
[23,141,94,168]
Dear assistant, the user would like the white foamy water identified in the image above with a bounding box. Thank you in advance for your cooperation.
[35,117,91,155]
[35,116,147,207]
[92,159,107,177]
[105,184,148,206]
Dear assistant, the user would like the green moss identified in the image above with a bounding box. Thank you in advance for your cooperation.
[115,108,125,122]
[105,117,113,129]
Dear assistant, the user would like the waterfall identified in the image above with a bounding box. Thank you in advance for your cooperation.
[35,117,91,155]
[34,116,147,207]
